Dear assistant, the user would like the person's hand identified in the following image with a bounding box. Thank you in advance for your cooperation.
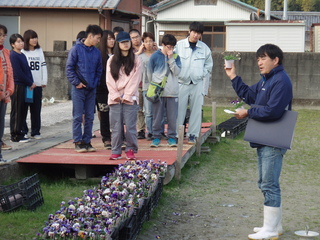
[30,83,37,89]
[235,108,248,119]
[42,85,47,88]
[167,49,173,59]
[76,82,86,89]
[224,63,237,80]
[136,43,145,55]
[4,90,10,98]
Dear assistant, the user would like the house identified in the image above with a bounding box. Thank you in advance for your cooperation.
[151,0,305,52]
[0,0,142,51]
[271,11,320,51]
[150,0,278,51]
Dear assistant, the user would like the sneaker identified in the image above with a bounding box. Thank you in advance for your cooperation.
[31,135,42,140]
[86,142,96,152]
[150,138,160,148]
[137,130,146,139]
[188,134,196,145]
[75,142,87,153]
[109,154,122,160]
[126,149,136,160]
[161,133,168,140]
[0,158,7,164]
[121,142,126,150]
[167,138,177,147]
[1,142,12,150]
[19,137,30,143]
[104,141,112,150]
[146,133,153,141]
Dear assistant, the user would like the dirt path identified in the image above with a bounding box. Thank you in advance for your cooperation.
[137,119,320,240]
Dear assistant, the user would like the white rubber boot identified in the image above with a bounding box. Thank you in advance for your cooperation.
[248,206,280,240]
[253,205,283,235]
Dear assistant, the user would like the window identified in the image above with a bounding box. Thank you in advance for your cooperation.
[202,25,226,52]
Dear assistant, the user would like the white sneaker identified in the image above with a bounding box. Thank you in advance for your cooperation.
[31,135,42,140]
[19,137,30,143]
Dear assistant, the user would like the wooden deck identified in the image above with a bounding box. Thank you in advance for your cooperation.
[17,123,214,181]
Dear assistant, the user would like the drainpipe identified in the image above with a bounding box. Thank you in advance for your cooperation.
[265,0,271,20]
[283,0,288,20]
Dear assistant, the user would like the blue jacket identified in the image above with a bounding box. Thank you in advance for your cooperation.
[231,65,293,147]
[147,49,181,97]
[66,39,102,90]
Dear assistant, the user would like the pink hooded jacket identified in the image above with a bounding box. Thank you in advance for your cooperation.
[106,54,142,105]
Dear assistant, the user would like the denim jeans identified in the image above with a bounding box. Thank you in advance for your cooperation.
[143,90,153,135]
[71,86,96,144]
[257,146,287,207]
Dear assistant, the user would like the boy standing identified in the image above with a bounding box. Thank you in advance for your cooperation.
[147,34,181,147]
[66,25,103,153]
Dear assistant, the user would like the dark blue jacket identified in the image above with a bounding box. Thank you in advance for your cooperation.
[10,51,34,86]
[66,39,102,90]
[231,65,293,148]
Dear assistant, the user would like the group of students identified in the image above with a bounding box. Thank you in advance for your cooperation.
[67,21,213,161]
[0,24,47,164]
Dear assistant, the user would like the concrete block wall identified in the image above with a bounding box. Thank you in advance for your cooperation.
[43,51,320,105]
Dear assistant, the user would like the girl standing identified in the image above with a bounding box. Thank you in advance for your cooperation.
[96,30,115,149]
[22,30,47,139]
[0,24,14,163]
[9,33,35,142]
[106,31,142,160]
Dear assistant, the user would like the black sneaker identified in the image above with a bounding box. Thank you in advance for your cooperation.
[19,137,30,143]
[86,142,96,152]
[75,142,87,153]
[161,133,168,140]
[104,141,112,150]
[146,133,153,141]
[137,130,146,139]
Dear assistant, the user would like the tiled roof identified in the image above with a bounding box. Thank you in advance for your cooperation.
[0,0,121,9]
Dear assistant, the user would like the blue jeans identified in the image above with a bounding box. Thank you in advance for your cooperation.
[71,86,96,144]
[257,146,287,207]
[143,90,153,135]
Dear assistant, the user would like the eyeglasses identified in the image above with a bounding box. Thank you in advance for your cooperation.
[131,36,140,40]
[0,34,7,38]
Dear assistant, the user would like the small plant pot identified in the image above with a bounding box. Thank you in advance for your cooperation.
[224,59,234,69]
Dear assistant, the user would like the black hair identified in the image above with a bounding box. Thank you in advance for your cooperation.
[0,24,7,34]
[129,29,141,36]
[110,41,135,81]
[23,29,40,50]
[98,30,115,71]
[142,32,155,42]
[76,31,86,40]
[86,25,103,37]
[256,44,283,65]
[161,34,177,46]
[189,21,204,34]
[113,26,124,33]
[9,33,24,49]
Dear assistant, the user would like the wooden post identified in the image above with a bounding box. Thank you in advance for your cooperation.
[212,102,217,136]
[196,109,203,156]
[175,125,185,182]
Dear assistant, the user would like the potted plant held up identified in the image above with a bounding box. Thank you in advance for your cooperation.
[222,51,241,69]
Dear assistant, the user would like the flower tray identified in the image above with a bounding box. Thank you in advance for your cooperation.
[19,173,44,211]
[0,182,24,212]
[119,197,150,240]
[217,117,248,138]
[146,176,164,220]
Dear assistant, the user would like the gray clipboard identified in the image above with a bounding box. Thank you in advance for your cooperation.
[243,110,298,149]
